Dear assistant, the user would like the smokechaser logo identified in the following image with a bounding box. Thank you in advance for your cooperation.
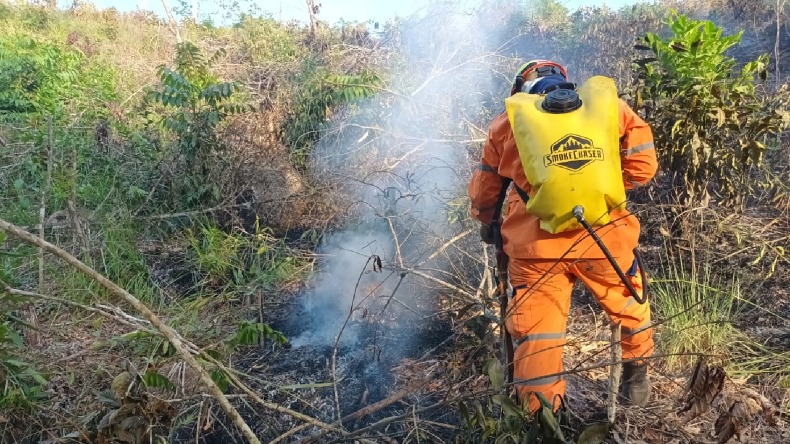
[543,134,604,171]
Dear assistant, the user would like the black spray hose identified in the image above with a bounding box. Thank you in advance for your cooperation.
[633,247,649,304]
[572,205,648,305]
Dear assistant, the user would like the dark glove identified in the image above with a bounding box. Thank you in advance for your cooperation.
[479,223,494,245]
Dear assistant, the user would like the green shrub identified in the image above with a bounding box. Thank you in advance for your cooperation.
[455,359,589,444]
[0,32,116,123]
[633,12,790,207]
[186,220,307,291]
[0,233,47,410]
[0,35,79,118]
[187,223,245,288]
[147,41,248,169]
[237,16,306,64]
[146,41,250,208]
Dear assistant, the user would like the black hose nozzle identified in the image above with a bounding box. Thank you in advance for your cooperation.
[572,205,585,222]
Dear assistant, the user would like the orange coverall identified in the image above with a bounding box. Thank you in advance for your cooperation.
[468,99,658,411]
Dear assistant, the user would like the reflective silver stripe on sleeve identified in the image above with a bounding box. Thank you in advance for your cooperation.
[478,164,497,173]
[513,374,562,387]
[625,142,655,156]
[514,331,566,347]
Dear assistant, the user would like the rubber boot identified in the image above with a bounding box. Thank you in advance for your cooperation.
[620,362,651,407]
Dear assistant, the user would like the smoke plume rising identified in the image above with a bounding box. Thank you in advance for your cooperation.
[289,1,520,359]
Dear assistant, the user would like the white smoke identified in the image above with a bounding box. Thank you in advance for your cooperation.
[291,1,515,351]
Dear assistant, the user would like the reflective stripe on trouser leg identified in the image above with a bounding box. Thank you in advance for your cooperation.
[572,257,655,361]
[506,259,573,412]
[512,332,567,412]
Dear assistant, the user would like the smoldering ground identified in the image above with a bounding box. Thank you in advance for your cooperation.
[275,2,523,414]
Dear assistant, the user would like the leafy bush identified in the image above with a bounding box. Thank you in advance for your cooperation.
[149,42,246,165]
[0,28,117,123]
[455,359,605,444]
[147,41,249,207]
[633,13,790,207]
[237,15,306,64]
[226,320,287,351]
[282,63,381,167]
[0,233,47,410]
[187,223,246,288]
[0,322,48,410]
[0,35,80,118]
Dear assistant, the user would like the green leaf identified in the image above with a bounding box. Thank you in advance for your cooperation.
[492,394,524,419]
[27,369,48,386]
[486,358,504,391]
[203,349,222,360]
[5,328,24,348]
[210,369,230,392]
[142,371,175,391]
[3,358,28,368]
[538,404,566,443]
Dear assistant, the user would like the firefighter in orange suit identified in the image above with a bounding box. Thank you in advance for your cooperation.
[468,60,657,412]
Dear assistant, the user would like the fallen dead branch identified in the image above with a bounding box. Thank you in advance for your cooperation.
[1,265,341,442]
[0,284,157,336]
[322,391,477,444]
[193,350,350,439]
[0,218,262,444]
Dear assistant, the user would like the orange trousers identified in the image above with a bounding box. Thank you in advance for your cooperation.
[505,254,654,412]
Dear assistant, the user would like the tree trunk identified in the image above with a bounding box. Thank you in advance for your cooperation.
[306,0,318,37]
[161,0,183,43]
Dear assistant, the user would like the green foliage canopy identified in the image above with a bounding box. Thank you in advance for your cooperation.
[0,35,80,118]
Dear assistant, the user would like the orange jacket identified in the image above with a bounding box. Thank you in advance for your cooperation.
[468,99,657,259]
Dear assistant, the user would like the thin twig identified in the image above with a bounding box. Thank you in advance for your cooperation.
[385,216,404,269]
[270,380,429,444]
[415,228,473,268]
[134,201,250,221]
[195,350,348,438]
[332,255,376,424]
[376,272,406,317]
[292,380,428,444]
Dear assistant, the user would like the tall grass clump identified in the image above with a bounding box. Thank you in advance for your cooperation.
[651,261,745,370]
